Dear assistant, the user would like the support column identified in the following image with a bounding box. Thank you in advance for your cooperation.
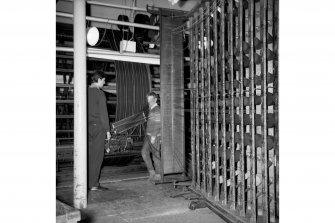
[73,0,87,209]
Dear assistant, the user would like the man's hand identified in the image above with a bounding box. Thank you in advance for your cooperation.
[105,147,110,153]
[150,136,156,144]
[106,131,111,140]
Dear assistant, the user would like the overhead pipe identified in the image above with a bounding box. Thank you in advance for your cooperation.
[89,52,159,65]
[56,68,115,75]
[73,0,87,209]
[56,47,160,65]
[87,0,146,12]
[56,12,160,31]
[56,46,160,58]
[59,0,147,12]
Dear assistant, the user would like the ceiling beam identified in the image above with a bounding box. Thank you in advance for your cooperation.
[56,47,160,65]
[59,0,147,12]
[56,12,159,30]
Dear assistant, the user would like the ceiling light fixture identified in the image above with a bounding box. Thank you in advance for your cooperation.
[86,27,100,46]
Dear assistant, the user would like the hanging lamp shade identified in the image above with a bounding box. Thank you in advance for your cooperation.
[134,14,150,41]
[87,27,99,46]
[117,15,129,31]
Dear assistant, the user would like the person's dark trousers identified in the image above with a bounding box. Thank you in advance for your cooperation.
[141,136,160,174]
[88,123,106,189]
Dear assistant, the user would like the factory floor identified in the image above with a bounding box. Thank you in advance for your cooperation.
[56,158,226,223]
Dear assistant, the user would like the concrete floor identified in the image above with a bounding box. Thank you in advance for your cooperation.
[56,161,226,223]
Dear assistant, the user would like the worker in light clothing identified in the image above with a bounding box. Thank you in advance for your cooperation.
[141,92,161,182]
[87,70,111,191]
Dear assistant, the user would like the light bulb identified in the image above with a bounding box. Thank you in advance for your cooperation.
[87,27,99,46]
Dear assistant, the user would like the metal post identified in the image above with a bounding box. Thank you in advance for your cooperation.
[73,0,87,209]
[220,0,228,206]
[261,0,269,221]
[205,1,212,198]
[238,0,246,216]
[189,17,196,188]
[272,0,279,220]
[213,0,220,202]
[261,0,270,222]
[249,0,257,221]
[228,0,236,210]
[199,7,206,193]
[194,12,201,191]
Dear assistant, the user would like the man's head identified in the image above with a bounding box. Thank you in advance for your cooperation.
[90,70,106,88]
[146,91,158,107]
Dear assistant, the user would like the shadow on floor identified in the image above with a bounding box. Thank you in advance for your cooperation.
[56,164,225,223]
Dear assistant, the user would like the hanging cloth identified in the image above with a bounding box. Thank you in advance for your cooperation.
[115,61,151,121]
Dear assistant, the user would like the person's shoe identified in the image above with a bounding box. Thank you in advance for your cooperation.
[149,174,161,185]
[152,174,161,181]
[148,170,156,180]
[90,185,109,191]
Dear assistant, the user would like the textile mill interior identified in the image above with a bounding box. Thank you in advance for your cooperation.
[3,0,335,223]
[54,0,279,222]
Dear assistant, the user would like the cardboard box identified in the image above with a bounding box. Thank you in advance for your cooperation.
[120,40,136,53]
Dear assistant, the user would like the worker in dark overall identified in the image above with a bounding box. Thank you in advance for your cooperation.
[141,92,161,183]
[88,70,111,191]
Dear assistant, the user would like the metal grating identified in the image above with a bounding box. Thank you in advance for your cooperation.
[186,0,279,222]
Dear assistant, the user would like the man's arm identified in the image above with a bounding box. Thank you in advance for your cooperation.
[147,106,161,143]
[99,91,111,139]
